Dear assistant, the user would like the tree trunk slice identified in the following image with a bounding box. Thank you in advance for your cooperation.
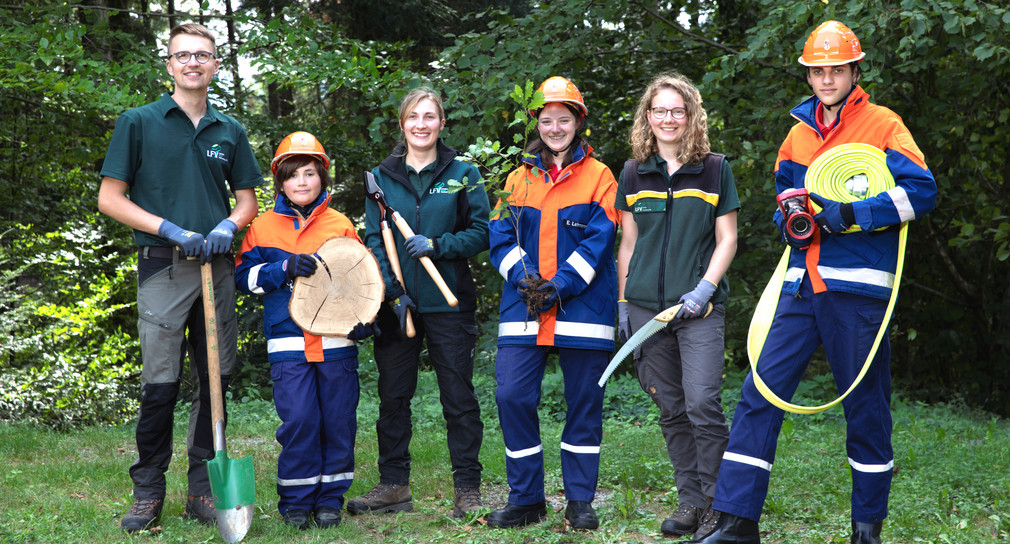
[289,237,383,336]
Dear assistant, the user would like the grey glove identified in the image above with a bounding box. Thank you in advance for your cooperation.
[676,279,716,319]
[618,300,631,343]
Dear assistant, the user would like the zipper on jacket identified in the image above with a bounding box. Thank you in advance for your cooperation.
[658,186,674,305]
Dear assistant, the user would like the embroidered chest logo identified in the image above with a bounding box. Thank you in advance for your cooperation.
[206,143,229,163]
[429,181,450,195]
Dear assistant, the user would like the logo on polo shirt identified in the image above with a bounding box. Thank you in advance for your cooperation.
[206,143,229,163]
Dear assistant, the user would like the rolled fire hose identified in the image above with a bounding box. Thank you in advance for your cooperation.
[747,143,908,414]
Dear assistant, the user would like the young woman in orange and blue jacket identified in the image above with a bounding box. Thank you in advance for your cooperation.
[487,76,619,531]
[235,132,376,530]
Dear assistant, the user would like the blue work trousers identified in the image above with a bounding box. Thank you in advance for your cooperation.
[713,275,893,523]
[495,346,607,505]
[271,355,359,514]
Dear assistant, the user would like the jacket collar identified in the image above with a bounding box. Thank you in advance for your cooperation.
[637,153,705,177]
[156,91,225,124]
[378,139,459,185]
[790,85,869,136]
[273,191,330,220]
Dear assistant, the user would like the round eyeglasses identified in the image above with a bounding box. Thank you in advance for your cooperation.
[167,51,215,64]
[649,107,687,120]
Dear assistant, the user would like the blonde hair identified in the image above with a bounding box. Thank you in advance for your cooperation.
[394,87,445,153]
[629,72,710,164]
[168,23,217,55]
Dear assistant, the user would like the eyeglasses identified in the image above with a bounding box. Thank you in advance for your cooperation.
[649,107,687,120]
[167,51,215,64]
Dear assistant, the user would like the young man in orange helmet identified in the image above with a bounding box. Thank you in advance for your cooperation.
[688,21,936,544]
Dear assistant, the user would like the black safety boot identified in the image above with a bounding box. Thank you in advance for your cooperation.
[486,501,547,528]
[687,511,760,543]
[282,508,312,530]
[851,520,882,544]
[565,500,599,530]
[315,505,342,529]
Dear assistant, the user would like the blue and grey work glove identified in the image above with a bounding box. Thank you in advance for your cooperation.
[517,273,542,305]
[676,279,716,319]
[534,282,559,313]
[284,254,318,281]
[778,220,809,250]
[158,219,205,259]
[617,300,631,343]
[809,193,855,235]
[404,235,436,259]
[348,321,380,341]
[389,293,417,334]
[203,219,238,263]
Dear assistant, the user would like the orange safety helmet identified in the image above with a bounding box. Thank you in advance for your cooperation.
[271,131,330,175]
[798,21,866,67]
[529,76,588,118]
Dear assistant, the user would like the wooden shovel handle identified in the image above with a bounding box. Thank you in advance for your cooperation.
[389,212,459,307]
[200,261,226,452]
[382,222,416,338]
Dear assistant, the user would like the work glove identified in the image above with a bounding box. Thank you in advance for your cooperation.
[809,193,855,235]
[676,279,716,320]
[404,235,436,259]
[778,220,809,250]
[534,282,559,313]
[390,293,417,334]
[347,321,381,341]
[618,300,631,343]
[157,219,204,259]
[203,219,237,264]
[517,273,542,305]
[284,254,318,281]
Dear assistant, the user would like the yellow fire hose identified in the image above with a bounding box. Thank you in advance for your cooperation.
[747,143,908,414]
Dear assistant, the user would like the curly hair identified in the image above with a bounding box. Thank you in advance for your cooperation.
[628,72,710,165]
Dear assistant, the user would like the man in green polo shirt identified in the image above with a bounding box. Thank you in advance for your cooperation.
[97,22,263,532]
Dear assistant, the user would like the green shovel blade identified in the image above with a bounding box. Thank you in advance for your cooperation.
[208,450,254,543]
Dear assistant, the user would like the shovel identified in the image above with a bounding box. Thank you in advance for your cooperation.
[364,171,459,307]
[200,261,255,543]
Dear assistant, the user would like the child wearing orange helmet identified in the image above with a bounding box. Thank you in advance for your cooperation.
[235,131,377,530]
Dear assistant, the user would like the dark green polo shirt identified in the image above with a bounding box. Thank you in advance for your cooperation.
[616,153,740,311]
[100,93,264,247]
[405,158,437,196]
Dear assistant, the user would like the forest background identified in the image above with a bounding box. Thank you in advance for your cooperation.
[1,0,1008,428]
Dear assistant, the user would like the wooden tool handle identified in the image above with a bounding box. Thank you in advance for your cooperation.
[382,222,416,337]
[390,212,459,307]
[200,261,226,452]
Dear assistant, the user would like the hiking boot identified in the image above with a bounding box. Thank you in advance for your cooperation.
[688,511,759,543]
[315,505,342,529]
[851,520,882,544]
[183,495,216,525]
[282,508,312,530]
[452,486,483,517]
[487,501,547,528]
[346,482,413,515]
[565,500,599,530]
[693,500,718,540]
[121,497,164,532]
[661,504,700,535]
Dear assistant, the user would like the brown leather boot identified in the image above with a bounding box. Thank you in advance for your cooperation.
[452,487,482,517]
[661,504,700,535]
[346,482,413,515]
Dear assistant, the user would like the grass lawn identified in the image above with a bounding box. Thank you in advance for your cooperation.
[1,366,1009,543]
